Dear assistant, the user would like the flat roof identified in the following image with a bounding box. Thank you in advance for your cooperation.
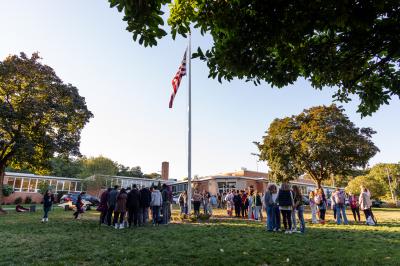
[88,174,172,183]
[5,172,83,182]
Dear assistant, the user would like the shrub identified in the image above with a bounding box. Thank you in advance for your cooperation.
[24,196,32,204]
[2,185,14,197]
[14,197,23,205]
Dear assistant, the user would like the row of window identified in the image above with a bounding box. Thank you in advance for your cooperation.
[172,184,188,193]
[107,178,160,189]
[6,177,82,193]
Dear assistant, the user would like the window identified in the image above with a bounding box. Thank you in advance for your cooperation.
[7,177,15,187]
[57,180,64,191]
[49,180,56,188]
[70,181,77,192]
[22,178,29,192]
[14,178,22,192]
[76,182,81,192]
[64,181,71,192]
[29,178,38,192]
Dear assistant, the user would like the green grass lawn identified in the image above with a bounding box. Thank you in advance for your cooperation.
[0,207,399,266]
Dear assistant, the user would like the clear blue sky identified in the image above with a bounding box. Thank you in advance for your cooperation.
[1,1,399,179]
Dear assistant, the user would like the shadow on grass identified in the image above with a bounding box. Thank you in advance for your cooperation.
[1,210,400,265]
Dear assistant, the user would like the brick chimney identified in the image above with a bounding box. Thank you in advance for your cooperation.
[161,161,169,180]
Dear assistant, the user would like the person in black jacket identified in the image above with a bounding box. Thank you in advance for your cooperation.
[73,192,86,219]
[42,190,54,222]
[107,185,119,226]
[233,190,242,217]
[127,185,141,227]
[139,187,151,225]
[277,183,294,233]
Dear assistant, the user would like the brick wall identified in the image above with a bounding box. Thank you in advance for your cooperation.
[2,192,43,205]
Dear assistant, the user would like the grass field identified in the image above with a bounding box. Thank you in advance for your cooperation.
[0,206,399,266]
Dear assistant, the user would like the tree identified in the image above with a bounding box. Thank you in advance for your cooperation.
[255,105,379,188]
[79,156,119,177]
[49,156,83,178]
[368,163,400,204]
[117,165,144,177]
[345,175,386,199]
[143,172,161,179]
[109,0,400,116]
[0,53,93,211]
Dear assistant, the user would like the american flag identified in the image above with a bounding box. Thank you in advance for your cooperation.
[169,49,187,108]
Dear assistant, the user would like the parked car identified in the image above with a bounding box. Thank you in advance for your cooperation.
[60,193,100,206]
[372,199,385,208]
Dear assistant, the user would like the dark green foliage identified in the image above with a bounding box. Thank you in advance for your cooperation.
[2,185,13,197]
[0,53,93,204]
[110,0,400,116]
[49,156,83,178]
[78,156,118,178]
[13,197,22,205]
[143,172,161,179]
[256,105,379,187]
[24,196,32,204]
[117,165,144,177]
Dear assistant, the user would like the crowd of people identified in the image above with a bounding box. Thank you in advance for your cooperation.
[40,183,377,231]
[40,184,173,228]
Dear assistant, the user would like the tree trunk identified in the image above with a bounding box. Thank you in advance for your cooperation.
[316,179,322,189]
[0,164,6,214]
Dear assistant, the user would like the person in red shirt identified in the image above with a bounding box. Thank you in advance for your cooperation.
[349,192,360,222]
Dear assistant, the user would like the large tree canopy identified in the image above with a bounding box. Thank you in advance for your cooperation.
[255,105,379,187]
[345,175,386,199]
[109,0,400,116]
[0,53,93,207]
[368,163,400,203]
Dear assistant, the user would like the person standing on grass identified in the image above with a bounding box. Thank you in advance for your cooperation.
[178,190,188,215]
[42,190,54,223]
[309,191,318,224]
[98,188,111,225]
[150,186,163,225]
[292,185,305,233]
[241,191,248,218]
[277,183,294,233]
[233,190,242,217]
[217,193,222,209]
[271,185,280,231]
[315,188,327,224]
[224,190,234,217]
[127,185,140,228]
[139,186,151,225]
[247,190,254,219]
[192,189,203,216]
[206,192,214,216]
[161,184,170,224]
[73,191,85,220]
[265,184,276,231]
[349,192,360,222]
[203,191,210,215]
[332,188,349,225]
[210,193,218,210]
[107,185,119,226]
[359,186,374,225]
[253,191,263,221]
[113,188,128,229]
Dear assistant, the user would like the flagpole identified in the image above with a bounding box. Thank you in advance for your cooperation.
[187,31,192,215]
